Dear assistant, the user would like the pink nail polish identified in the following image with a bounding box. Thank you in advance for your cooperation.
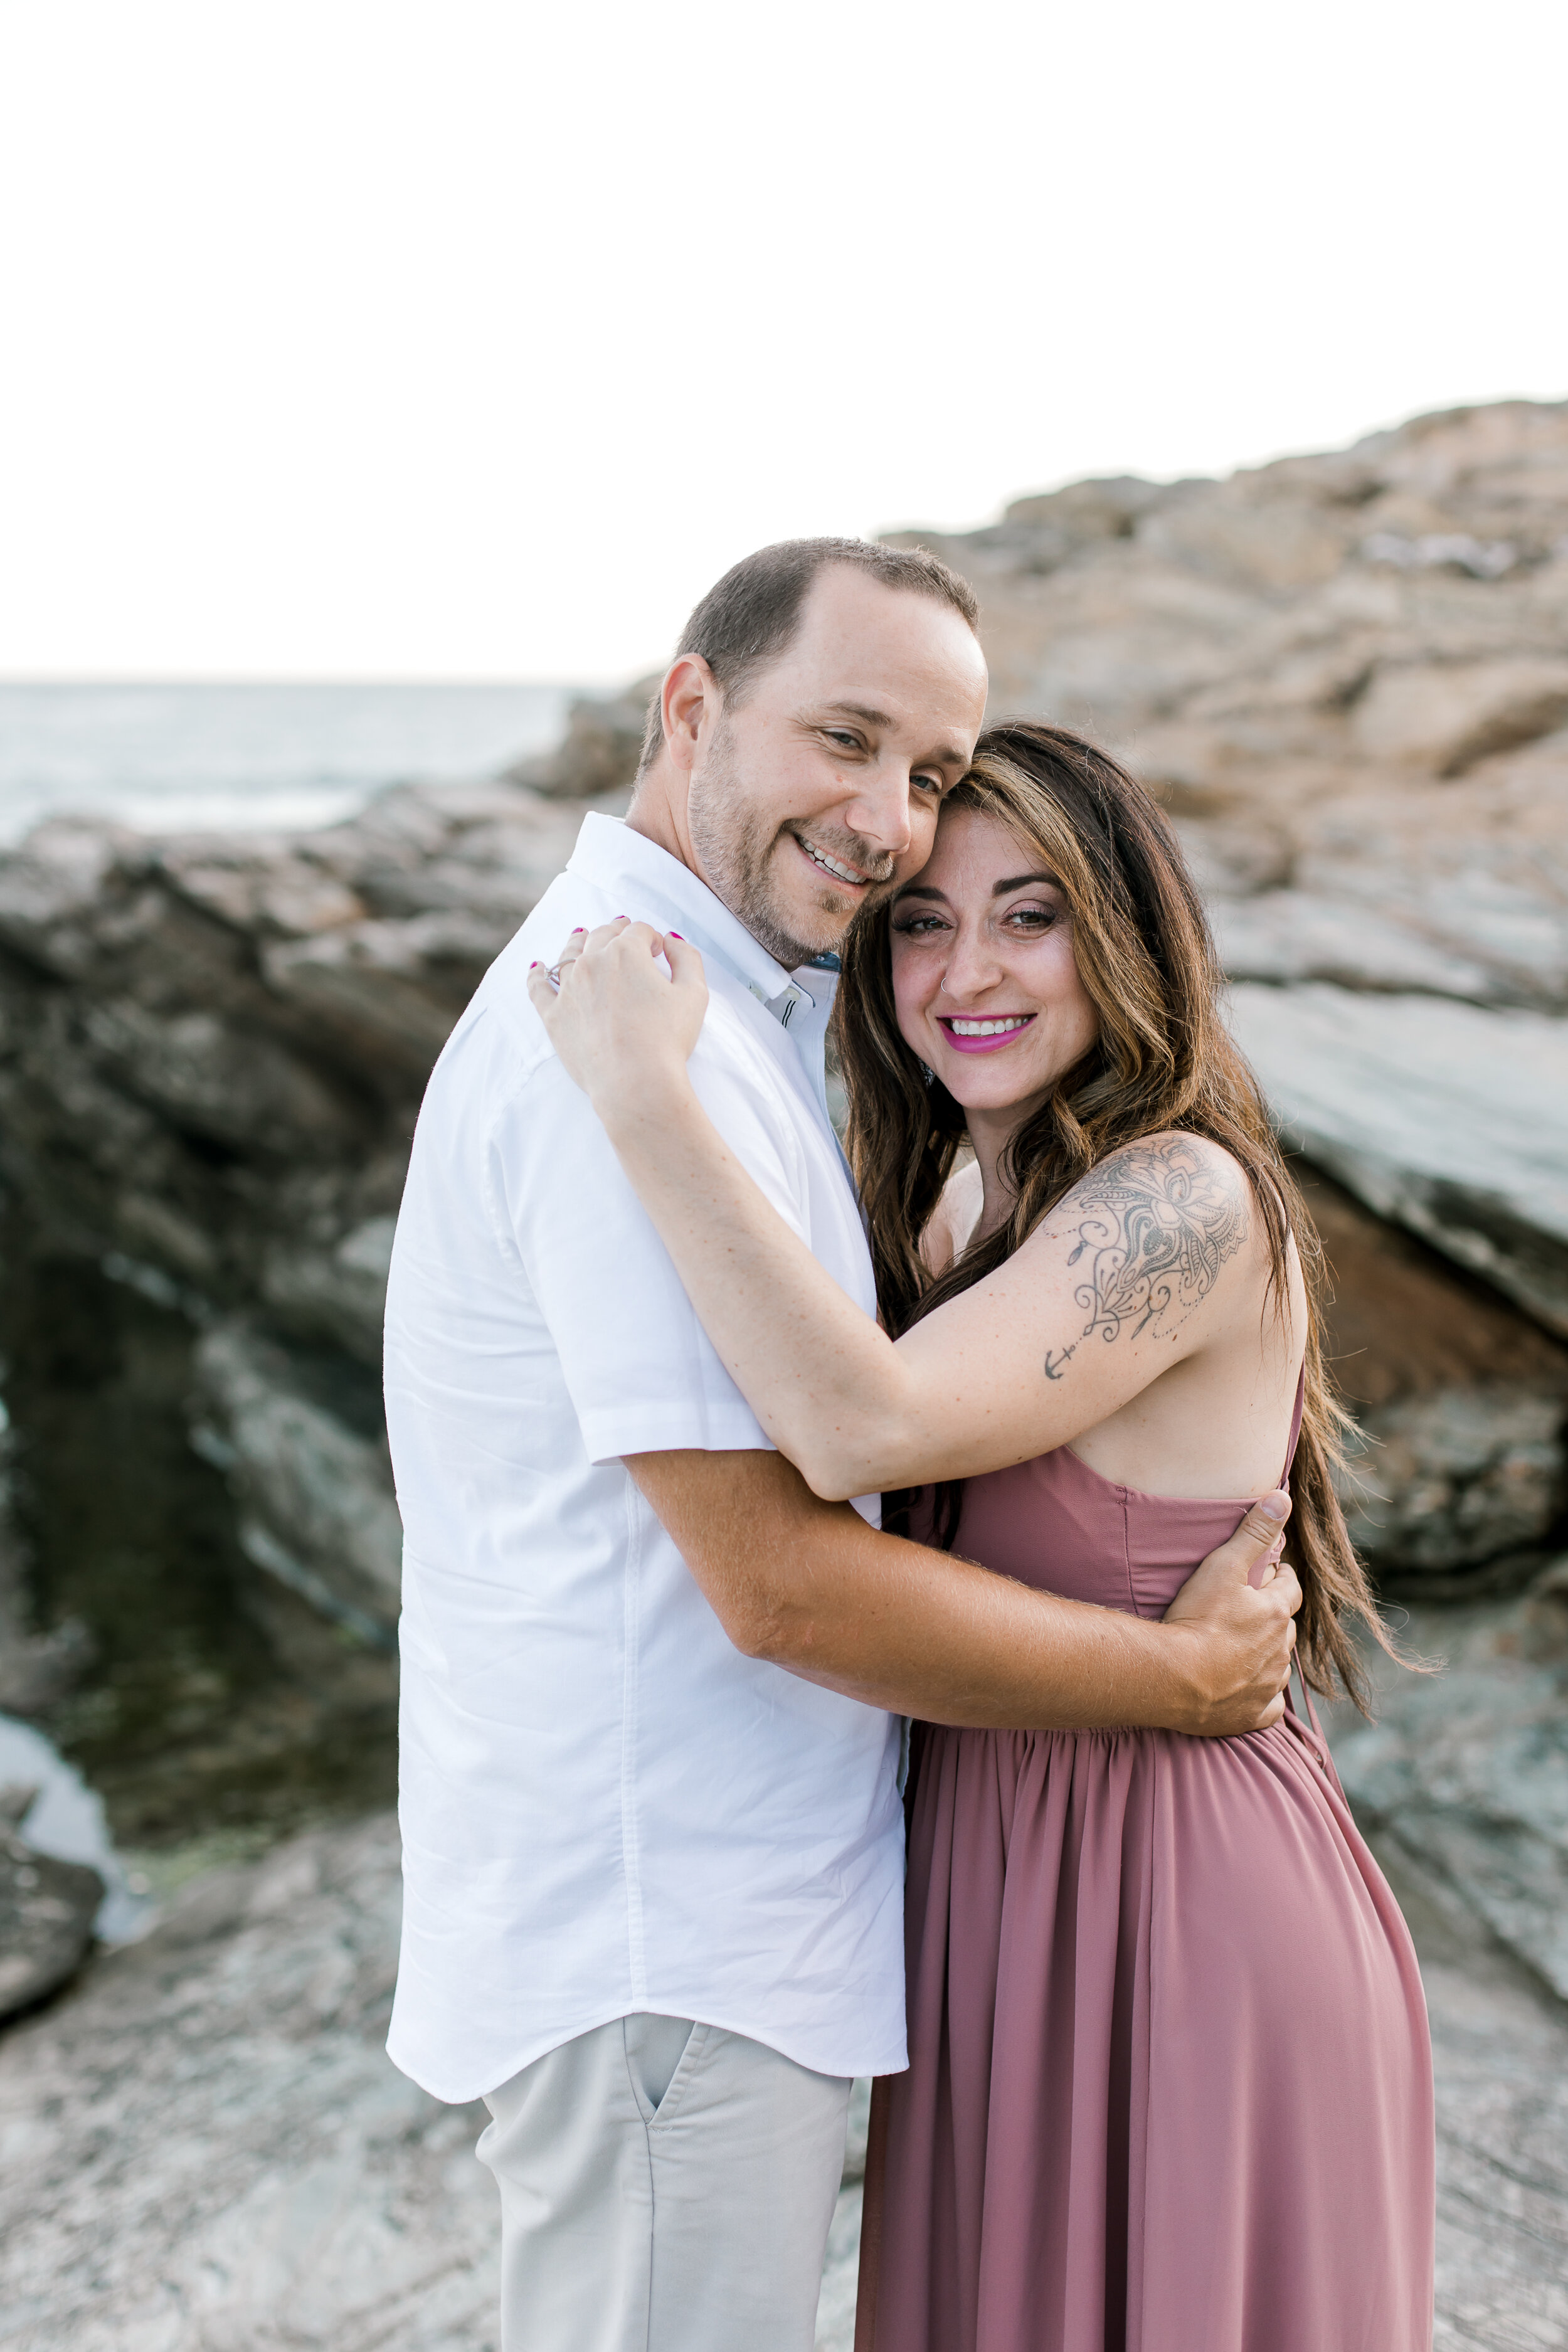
[669,931,684,941]
[571,927,585,935]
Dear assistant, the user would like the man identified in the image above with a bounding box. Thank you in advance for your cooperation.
[383,539,1298,2351]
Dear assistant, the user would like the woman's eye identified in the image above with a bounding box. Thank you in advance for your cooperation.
[893,915,948,938]
[1008,905,1058,931]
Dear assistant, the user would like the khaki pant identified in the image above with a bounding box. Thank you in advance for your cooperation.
[477,2013,852,2352]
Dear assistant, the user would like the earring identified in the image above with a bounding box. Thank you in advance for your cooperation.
[919,1062,935,1088]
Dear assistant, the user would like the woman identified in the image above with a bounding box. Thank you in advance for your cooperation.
[530,722,1435,2351]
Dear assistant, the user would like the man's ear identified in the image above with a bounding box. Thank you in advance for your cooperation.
[662,655,718,775]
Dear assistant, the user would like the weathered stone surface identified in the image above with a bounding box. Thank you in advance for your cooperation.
[1352,657,1568,774]
[0,776,615,1633]
[1350,1830,1568,2350]
[1300,1171,1568,1578]
[1,394,1564,1657]
[1338,1392,1565,1573]
[1329,1582,1568,2000]
[3,1772,1562,2349]
[0,1799,103,2021]
[191,1322,403,1640]
[885,408,1568,2323]
[259,1213,398,1365]
[0,1816,501,2350]
[1227,983,1568,1340]
[1301,1170,1568,1416]
[0,1717,141,1949]
[502,682,654,800]
[0,1810,866,2351]
[907,399,1568,1343]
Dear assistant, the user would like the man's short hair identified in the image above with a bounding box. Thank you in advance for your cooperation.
[637,538,980,776]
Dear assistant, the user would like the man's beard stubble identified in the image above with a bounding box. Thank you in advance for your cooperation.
[687,721,899,972]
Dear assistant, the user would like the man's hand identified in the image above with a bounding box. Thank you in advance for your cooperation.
[1162,1491,1301,1734]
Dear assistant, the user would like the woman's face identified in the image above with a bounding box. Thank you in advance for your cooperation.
[889,802,1099,1121]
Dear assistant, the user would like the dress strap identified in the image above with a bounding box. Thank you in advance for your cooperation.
[1282,1658,1334,1775]
[1279,1362,1307,1485]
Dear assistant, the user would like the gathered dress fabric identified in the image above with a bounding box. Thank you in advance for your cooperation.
[856,1384,1435,2352]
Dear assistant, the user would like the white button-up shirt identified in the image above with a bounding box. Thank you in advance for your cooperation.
[384,813,905,2104]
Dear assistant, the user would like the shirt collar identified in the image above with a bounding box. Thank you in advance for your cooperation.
[566,812,815,1027]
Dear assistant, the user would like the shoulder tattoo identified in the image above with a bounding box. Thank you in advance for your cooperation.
[1041,1137,1249,1379]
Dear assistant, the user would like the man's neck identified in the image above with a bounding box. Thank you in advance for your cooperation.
[624,769,699,878]
[625,770,808,975]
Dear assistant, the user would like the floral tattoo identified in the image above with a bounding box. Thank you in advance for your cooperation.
[1041,1138,1249,1380]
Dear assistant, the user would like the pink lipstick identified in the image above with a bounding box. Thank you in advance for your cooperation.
[936,1015,1036,1056]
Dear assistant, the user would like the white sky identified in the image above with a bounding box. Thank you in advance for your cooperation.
[1,0,1564,681]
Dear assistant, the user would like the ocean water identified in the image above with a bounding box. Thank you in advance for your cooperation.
[0,679,580,847]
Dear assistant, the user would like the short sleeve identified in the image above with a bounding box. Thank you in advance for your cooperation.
[489,1025,809,1464]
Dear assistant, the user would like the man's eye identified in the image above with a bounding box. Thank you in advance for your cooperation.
[824,729,861,751]
[913,773,945,796]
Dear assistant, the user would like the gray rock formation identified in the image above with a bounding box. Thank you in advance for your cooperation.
[0,1789,103,2020]
[0,397,1563,1659]
[1329,1574,1568,2001]
[0,1815,500,2349]
[1298,1172,1568,1582]
[192,1320,403,1643]
[895,400,1568,1583]
[1338,1391,1564,1574]
[899,403,1568,1340]
[0,783,618,1639]
[1229,983,1568,1340]
[502,681,655,800]
[3,1769,1564,2351]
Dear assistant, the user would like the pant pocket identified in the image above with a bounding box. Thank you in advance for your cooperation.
[624,2012,699,2117]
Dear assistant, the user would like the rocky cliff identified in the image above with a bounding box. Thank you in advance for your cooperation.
[3,392,1565,2339]
[0,400,1563,1802]
[898,398,1568,1338]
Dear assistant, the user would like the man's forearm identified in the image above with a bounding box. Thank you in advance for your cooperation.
[626,1449,1266,1735]
[763,1530,1209,1732]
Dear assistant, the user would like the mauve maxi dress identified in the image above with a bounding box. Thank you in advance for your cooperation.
[856,1379,1435,2352]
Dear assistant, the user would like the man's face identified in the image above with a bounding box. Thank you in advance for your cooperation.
[682,567,988,969]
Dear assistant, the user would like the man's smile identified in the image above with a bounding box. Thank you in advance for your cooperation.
[790,830,881,891]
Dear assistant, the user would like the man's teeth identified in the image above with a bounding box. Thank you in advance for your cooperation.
[802,840,865,885]
[948,1018,1030,1036]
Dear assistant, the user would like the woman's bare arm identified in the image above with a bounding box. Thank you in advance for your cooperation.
[529,925,1268,1503]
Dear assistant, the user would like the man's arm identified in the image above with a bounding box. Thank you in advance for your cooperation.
[627,1450,1300,1737]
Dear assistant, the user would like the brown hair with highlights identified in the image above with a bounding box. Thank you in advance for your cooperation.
[834,718,1401,1708]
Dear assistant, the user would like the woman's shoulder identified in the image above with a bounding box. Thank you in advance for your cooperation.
[1071,1127,1255,1212]
[1027,1128,1277,1321]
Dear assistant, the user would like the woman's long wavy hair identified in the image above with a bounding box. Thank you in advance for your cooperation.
[834,718,1398,1709]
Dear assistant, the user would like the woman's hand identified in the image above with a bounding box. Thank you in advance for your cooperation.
[526,919,709,1117]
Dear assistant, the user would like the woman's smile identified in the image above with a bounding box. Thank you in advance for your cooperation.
[936,1014,1037,1053]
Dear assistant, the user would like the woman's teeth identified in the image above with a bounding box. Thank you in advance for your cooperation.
[947,1018,1030,1036]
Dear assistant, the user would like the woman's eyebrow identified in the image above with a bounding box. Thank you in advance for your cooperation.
[991,871,1059,895]
[893,884,949,905]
